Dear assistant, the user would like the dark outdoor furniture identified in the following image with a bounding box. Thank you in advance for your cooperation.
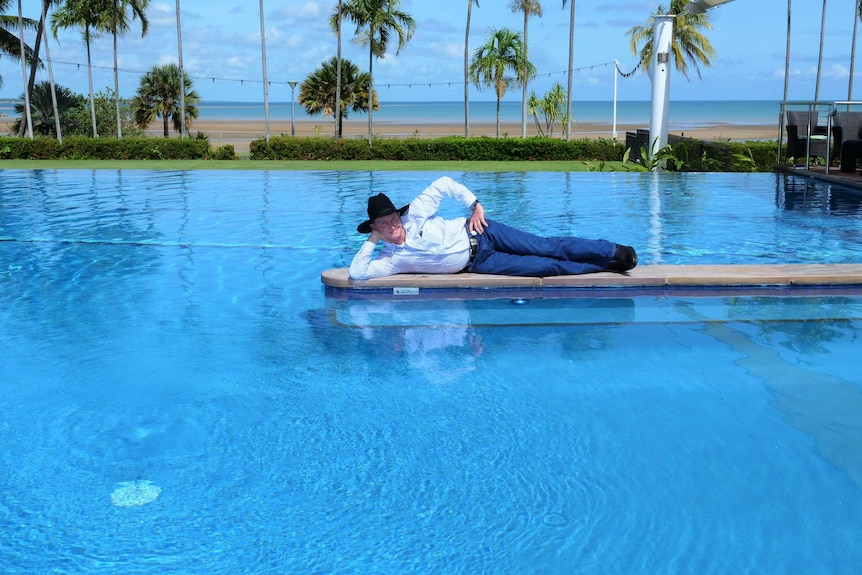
[831,111,862,152]
[624,129,684,163]
[625,128,651,157]
[786,110,829,162]
[840,139,862,173]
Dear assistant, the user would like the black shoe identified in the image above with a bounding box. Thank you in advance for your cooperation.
[607,244,638,272]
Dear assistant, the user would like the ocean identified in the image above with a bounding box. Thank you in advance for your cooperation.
[196,100,781,128]
[1,99,780,129]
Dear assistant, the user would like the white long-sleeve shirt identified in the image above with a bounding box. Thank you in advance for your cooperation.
[349,176,478,280]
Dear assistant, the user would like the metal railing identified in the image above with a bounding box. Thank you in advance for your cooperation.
[778,100,862,173]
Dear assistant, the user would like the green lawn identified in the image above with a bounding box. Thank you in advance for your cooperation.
[0,159,637,172]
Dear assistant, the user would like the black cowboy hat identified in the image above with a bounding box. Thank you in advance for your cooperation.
[357,193,409,233]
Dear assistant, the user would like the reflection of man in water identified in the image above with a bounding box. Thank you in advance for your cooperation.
[341,300,482,386]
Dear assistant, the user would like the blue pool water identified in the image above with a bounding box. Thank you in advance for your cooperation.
[2,169,862,574]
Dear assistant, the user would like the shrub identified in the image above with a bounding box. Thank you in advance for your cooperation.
[0,136,209,160]
[211,145,236,160]
[625,138,780,172]
[249,135,628,162]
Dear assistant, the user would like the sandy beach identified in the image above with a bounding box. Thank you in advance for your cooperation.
[195,119,778,155]
[2,117,779,155]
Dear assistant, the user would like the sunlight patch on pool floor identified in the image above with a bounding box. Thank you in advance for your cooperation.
[110,480,162,507]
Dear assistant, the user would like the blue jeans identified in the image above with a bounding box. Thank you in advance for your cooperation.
[468,220,616,276]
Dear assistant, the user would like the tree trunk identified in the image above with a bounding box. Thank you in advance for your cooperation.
[367,45,374,146]
[783,0,791,102]
[17,0,33,139]
[113,28,122,139]
[39,0,62,143]
[335,0,342,140]
[259,0,270,143]
[495,97,501,138]
[18,0,46,137]
[177,0,186,138]
[849,0,859,100]
[814,0,827,100]
[86,35,98,137]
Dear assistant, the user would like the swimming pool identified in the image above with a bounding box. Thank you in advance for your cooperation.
[2,169,861,573]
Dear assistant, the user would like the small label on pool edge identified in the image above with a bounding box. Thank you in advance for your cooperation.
[393,287,419,295]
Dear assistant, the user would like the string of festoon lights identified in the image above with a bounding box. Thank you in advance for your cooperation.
[615,61,641,78]
[44,58,626,92]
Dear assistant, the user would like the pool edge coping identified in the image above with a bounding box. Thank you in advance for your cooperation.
[321,265,862,299]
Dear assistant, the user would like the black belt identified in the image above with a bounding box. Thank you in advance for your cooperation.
[461,235,479,273]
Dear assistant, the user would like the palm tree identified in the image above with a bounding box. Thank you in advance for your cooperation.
[562,0,575,140]
[130,62,198,137]
[814,0,827,100]
[299,56,377,136]
[16,0,61,137]
[469,26,535,138]
[52,0,106,137]
[337,0,415,144]
[0,0,37,90]
[510,0,542,138]
[104,0,150,139]
[528,81,566,137]
[625,0,716,81]
[13,80,79,136]
[464,0,479,138]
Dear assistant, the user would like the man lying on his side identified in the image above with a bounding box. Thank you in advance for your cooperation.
[349,176,637,281]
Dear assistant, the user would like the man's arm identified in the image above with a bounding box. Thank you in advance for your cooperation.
[410,176,488,234]
[348,230,398,280]
[468,201,487,235]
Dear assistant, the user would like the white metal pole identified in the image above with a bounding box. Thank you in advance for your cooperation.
[649,14,674,161]
[289,81,298,136]
[612,60,618,142]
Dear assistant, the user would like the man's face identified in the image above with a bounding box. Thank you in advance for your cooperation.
[371,212,405,244]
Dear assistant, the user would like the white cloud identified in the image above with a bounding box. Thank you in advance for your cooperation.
[826,63,850,79]
[149,2,176,27]
[272,1,323,23]
[284,34,304,50]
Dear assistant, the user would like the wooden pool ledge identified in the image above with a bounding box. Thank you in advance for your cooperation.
[321,264,862,298]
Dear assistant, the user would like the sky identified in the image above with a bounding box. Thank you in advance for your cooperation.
[1,0,860,104]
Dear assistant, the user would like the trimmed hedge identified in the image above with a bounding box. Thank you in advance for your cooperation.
[249,136,626,162]
[0,134,782,171]
[249,135,782,172]
[0,136,210,160]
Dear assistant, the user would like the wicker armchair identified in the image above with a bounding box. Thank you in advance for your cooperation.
[831,111,862,153]
[786,110,829,162]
